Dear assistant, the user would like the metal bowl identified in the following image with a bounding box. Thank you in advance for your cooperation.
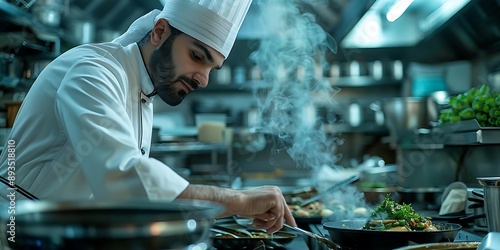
[380,97,438,135]
[0,199,223,250]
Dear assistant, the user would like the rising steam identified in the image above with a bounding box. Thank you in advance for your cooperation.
[249,0,342,169]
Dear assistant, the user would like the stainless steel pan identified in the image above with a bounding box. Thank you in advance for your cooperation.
[0,199,222,250]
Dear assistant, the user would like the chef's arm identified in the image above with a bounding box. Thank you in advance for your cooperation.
[176,184,297,233]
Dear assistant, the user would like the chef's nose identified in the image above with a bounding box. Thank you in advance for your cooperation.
[193,71,209,88]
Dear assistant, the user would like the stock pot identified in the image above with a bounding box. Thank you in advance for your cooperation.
[477,177,500,232]
[0,199,222,250]
[374,97,438,135]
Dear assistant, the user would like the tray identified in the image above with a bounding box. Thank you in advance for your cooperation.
[434,119,500,133]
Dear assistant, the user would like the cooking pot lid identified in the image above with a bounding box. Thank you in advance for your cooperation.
[477,177,500,187]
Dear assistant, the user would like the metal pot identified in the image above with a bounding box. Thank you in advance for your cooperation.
[477,177,500,232]
[0,199,222,250]
[375,97,438,136]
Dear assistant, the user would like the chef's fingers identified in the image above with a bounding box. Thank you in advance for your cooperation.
[283,197,297,227]
[252,217,283,234]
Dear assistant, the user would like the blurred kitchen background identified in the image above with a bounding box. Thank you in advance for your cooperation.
[1,0,500,208]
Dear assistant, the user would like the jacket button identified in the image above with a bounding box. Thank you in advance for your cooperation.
[141,148,145,155]
[141,99,146,104]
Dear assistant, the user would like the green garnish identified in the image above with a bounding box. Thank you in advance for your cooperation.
[364,195,431,231]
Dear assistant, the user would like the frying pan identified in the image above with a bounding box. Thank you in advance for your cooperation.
[0,199,222,250]
[323,220,462,250]
[211,230,296,249]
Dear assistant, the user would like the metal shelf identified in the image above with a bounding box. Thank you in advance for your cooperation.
[327,76,403,87]
[442,130,500,145]
[386,120,500,147]
[150,142,229,154]
[0,1,63,38]
[0,1,62,55]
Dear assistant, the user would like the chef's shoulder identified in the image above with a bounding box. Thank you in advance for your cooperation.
[58,42,131,80]
[62,42,126,65]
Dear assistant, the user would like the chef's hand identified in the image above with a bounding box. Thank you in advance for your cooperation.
[234,186,296,233]
[176,184,296,233]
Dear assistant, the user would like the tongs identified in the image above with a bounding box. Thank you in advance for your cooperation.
[283,224,341,249]
[298,174,359,207]
[211,224,254,238]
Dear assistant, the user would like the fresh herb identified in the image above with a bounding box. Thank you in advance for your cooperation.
[364,195,432,231]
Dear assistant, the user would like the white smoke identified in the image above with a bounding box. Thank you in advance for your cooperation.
[249,0,342,169]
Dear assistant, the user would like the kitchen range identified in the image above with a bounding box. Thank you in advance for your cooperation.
[1,0,500,249]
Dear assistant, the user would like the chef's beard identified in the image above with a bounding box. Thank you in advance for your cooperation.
[149,30,198,106]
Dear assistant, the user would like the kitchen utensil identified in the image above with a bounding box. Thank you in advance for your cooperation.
[210,228,243,238]
[299,174,359,207]
[376,97,439,136]
[283,223,341,250]
[472,189,484,198]
[0,199,222,250]
[323,220,462,250]
[214,217,294,250]
[465,193,487,228]
[211,230,295,250]
[212,224,254,238]
[477,177,500,232]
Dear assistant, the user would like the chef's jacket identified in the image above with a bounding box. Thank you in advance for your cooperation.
[0,42,189,201]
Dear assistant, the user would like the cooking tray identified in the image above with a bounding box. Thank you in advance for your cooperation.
[0,199,223,250]
[323,220,462,250]
[211,230,296,249]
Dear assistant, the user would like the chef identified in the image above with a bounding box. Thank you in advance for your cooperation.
[0,0,295,233]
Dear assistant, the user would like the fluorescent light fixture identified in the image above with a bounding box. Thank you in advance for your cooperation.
[420,0,470,33]
[386,0,415,22]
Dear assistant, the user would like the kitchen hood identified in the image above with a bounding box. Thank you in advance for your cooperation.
[341,0,471,48]
[49,0,500,62]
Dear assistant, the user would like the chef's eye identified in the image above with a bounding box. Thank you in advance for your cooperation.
[191,51,202,62]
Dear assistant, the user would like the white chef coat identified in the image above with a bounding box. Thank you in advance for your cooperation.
[0,42,189,201]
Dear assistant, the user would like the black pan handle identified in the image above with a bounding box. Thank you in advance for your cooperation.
[459,213,486,223]
[472,189,484,198]
[468,203,484,209]
[467,197,484,204]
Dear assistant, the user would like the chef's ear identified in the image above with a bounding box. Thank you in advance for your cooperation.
[151,19,171,45]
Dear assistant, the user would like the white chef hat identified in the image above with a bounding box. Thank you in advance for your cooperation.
[113,0,253,59]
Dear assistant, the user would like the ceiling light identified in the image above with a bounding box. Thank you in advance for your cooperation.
[386,0,415,22]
